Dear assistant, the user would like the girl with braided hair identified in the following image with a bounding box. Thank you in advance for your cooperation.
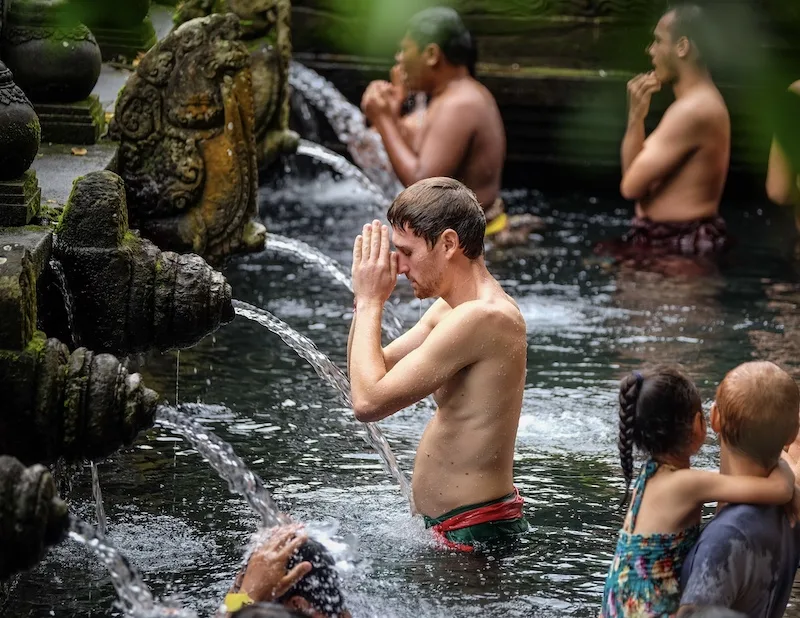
[600,365,796,618]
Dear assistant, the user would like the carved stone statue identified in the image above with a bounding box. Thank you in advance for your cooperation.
[0,456,69,581]
[173,0,298,166]
[51,170,235,353]
[0,0,104,144]
[110,14,267,262]
[0,334,158,465]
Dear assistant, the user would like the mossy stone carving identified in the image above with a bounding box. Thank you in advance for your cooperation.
[52,170,235,354]
[0,455,69,581]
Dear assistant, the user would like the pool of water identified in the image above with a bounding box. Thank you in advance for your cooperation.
[7,168,800,617]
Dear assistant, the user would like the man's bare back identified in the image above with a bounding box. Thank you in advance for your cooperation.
[412,77,506,209]
[407,289,526,517]
[634,84,730,222]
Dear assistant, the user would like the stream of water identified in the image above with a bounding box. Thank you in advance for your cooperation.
[232,300,414,506]
[289,62,404,198]
[90,462,108,537]
[156,404,290,529]
[296,139,390,219]
[49,258,78,348]
[263,232,405,339]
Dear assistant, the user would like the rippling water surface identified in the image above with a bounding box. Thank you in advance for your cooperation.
[9,168,800,617]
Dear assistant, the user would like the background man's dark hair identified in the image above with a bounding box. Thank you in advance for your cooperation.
[666,3,708,67]
[407,7,477,77]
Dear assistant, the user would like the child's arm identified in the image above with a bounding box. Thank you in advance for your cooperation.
[676,459,795,508]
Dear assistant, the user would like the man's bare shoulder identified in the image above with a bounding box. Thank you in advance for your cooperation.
[437,297,525,335]
[789,80,800,96]
[669,86,729,125]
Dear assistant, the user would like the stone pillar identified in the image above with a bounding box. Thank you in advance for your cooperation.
[51,170,235,354]
[0,456,69,581]
[69,0,156,62]
[0,61,41,226]
[1,0,104,145]
[173,0,299,167]
[109,13,267,263]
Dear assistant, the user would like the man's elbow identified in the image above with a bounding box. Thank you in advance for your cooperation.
[620,176,645,201]
[766,182,795,206]
[352,398,389,423]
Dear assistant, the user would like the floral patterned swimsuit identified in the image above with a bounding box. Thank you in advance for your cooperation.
[600,460,701,617]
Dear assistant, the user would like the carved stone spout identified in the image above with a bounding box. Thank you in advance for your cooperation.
[51,170,235,354]
[173,0,298,167]
[0,333,158,465]
[0,455,69,581]
[110,13,267,263]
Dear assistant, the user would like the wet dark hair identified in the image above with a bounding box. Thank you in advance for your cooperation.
[387,177,486,260]
[407,7,478,77]
[665,3,709,67]
[276,538,346,618]
[618,365,702,507]
[233,603,307,618]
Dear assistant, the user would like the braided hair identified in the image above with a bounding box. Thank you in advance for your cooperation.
[617,365,702,508]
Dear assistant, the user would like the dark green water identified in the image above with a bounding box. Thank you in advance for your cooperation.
[7,170,800,617]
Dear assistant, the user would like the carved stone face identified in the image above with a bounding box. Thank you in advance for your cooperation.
[112,13,264,261]
[224,0,276,37]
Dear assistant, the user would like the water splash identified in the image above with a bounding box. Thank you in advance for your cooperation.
[90,461,108,537]
[232,300,414,506]
[296,139,390,218]
[290,87,321,142]
[289,62,403,198]
[49,258,78,347]
[156,405,290,529]
[69,516,195,618]
[263,233,404,339]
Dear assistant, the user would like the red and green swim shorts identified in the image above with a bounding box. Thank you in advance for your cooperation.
[423,487,529,552]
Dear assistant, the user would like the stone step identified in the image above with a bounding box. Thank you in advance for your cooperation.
[34,95,105,145]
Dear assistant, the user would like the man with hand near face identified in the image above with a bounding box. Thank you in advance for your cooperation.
[614,4,731,258]
[360,7,540,247]
[346,177,529,551]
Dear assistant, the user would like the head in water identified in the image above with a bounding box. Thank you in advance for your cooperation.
[388,177,485,299]
[712,361,799,469]
[276,538,349,618]
[648,4,709,84]
[618,365,705,505]
[398,7,477,93]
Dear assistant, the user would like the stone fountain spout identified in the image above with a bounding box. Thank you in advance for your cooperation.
[0,455,69,581]
[0,333,158,465]
[51,170,235,355]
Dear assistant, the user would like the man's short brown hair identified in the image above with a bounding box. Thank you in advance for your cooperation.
[387,177,485,259]
[716,361,800,467]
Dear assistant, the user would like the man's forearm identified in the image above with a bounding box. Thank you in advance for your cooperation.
[349,301,388,410]
[375,115,419,187]
[621,117,646,174]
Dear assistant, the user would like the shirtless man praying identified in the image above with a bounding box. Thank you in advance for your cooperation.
[360,7,540,247]
[347,177,529,550]
[617,4,731,257]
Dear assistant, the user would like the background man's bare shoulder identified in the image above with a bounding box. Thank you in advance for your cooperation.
[789,80,800,95]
